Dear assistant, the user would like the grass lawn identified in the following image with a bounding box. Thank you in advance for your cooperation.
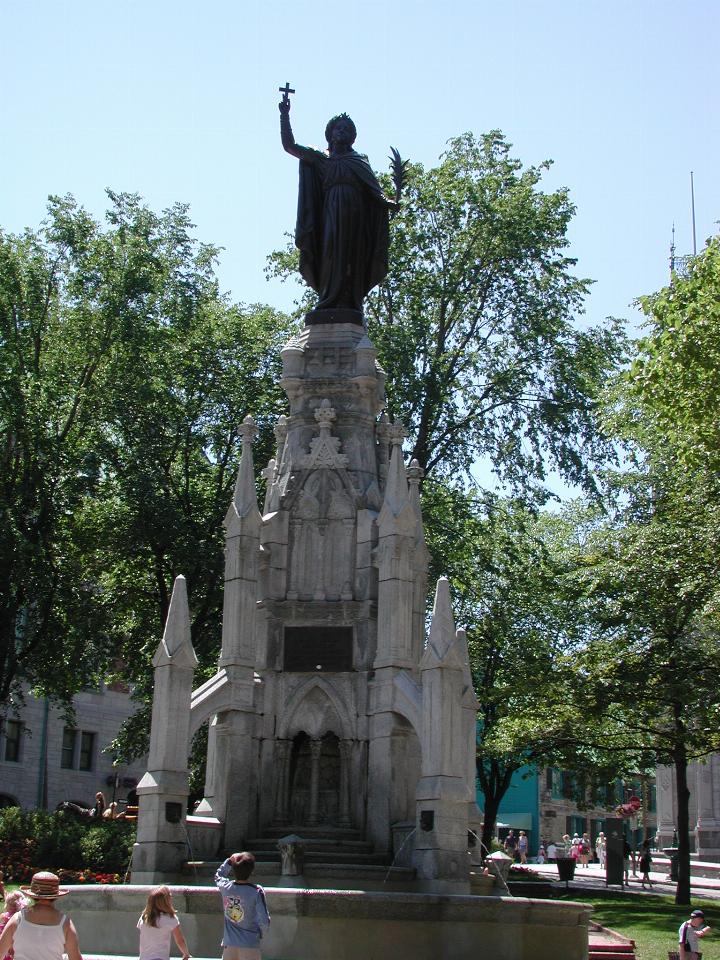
[560,891,720,960]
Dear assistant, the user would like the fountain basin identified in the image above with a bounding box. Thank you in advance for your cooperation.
[67,884,592,960]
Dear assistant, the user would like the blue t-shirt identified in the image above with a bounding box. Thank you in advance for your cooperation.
[215,859,270,948]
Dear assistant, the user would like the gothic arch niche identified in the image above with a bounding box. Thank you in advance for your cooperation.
[287,470,356,601]
[273,683,354,828]
[288,731,341,825]
[389,712,422,824]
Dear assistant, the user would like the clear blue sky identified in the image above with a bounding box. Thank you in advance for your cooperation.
[2,0,718,334]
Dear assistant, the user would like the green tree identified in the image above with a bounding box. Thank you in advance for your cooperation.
[572,469,720,905]
[0,193,290,709]
[269,131,626,496]
[581,239,720,903]
[630,236,720,472]
[429,493,637,855]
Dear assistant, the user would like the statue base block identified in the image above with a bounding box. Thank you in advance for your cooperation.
[305,307,364,326]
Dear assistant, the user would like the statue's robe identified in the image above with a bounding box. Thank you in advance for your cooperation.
[295,149,390,312]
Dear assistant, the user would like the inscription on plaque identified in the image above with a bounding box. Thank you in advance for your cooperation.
[284,626,353,672]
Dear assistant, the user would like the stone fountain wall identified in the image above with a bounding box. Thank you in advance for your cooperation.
[68,885,592,960]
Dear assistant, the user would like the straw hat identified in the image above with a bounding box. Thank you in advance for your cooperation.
[20,871,69,899]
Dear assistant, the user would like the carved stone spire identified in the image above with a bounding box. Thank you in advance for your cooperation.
[152,575,198,669]
[380,422,410,518]
[421,577,464,670]
[226,416,261,529]
[136,574,198,882]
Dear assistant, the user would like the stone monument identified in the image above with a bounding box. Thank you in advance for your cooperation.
[132,90,481,891]
[656,760,720,860]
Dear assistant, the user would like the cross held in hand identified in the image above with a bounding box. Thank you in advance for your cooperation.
[279,82,295,103]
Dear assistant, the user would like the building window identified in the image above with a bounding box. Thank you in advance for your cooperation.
[79,732,95,771]
[3,720,22,762]
[546,767,563,800]
[61,728,77,769]
[61,728,96,771]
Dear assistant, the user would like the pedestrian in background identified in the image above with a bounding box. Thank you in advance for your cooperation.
[517,831,528,864]
[596,832,606,868]
[579,833,591,868]
[639,840,653,889]
[623,838,631,883]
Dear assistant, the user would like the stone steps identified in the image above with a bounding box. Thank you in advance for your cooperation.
[243,849,388,865]
[250,824,365,840]
[247,833,373,853]
[182,860,415,885]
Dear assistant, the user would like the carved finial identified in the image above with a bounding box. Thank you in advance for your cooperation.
[388,420,407,446]
[300,399,348,470]
[238,414,258,444]
[314,399,337,433]
[274,415,288,443]
[407,458,424,485]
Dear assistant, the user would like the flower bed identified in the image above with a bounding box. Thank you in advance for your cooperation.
[55,868,122,884]
[0,839,35,883]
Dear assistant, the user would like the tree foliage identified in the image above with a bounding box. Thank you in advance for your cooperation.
[429,494,635,852]
[0,193,290,709]
[270,131,626,497]
[629,236,720,472]
[570,463,720,903]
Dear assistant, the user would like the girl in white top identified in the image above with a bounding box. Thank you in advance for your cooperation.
[137,886,190,960]
[0,870,83,960]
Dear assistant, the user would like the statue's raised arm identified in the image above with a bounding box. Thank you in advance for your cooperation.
[278,84,314,161]
[277,84,395,327]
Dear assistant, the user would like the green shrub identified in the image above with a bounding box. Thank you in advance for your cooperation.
[0,808,135,874]
[79,822,135,873]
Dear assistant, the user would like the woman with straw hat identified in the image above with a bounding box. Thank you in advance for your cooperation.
[0,871,83,960]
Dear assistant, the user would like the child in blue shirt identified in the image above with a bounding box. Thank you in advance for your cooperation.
[215,851,270,960]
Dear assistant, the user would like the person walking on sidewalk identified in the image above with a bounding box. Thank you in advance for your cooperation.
[517,831,529,864]
[0,871,83,960]
[215,851,270,960]
[639,840,653,889]
[679,908,711,959]
[596,831,606,868]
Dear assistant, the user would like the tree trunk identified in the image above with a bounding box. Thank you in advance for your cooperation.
[481,792,501,859]
[674,736,691,905]
[478,759,515,858]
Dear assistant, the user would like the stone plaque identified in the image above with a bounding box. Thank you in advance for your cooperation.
[284,626,353,672]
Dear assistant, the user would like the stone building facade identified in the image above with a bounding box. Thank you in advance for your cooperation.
[0,684,145,811]
[482,764,657,856]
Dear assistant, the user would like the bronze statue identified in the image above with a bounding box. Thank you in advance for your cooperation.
[279,84,399,325]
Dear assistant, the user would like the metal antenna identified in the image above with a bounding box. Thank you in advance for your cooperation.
[691,171,697,255]
[670,222,676,277]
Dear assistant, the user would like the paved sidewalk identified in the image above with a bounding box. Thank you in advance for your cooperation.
[532,860,720,898]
